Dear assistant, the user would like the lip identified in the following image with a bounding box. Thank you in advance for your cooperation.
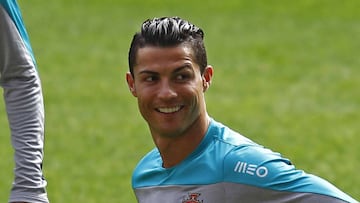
[156,105,183,114]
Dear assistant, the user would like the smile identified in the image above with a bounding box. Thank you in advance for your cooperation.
[157,106,182,114]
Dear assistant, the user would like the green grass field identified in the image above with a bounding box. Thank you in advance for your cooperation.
[1,0,359,202]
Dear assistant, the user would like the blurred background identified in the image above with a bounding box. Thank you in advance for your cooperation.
[0,0,359,202]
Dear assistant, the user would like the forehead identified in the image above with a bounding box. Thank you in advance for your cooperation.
[134,44,199,73]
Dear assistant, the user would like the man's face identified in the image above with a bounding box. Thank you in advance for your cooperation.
[126,44,212,138]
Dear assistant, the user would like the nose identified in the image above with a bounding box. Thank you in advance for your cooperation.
[158,80,177,99]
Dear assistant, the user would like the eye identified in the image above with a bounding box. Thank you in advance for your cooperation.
[176,74,184,80]
[143,75,159,82]
[175,73,190,81]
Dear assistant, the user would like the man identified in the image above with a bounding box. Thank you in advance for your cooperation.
[0,0,49,202]
[126,17,358,202]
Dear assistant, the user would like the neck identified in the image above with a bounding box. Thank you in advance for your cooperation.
[152,115,210,168]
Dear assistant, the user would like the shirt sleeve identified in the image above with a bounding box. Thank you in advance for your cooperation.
[223,144,358,203]
[0,0,49,202]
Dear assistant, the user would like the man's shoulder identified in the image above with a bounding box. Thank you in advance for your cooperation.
[132,148,162,187]
[223,143,293,182]
[134,148,161,171]
[208,119,256,146]
[221,139,357,202]
[209,119,291,170]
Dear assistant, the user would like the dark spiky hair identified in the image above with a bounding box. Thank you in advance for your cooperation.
[141,17,204,45]
[128,17,207,76]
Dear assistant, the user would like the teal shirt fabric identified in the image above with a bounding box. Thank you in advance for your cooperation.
[133,118,358,203]
[0,0,35,65]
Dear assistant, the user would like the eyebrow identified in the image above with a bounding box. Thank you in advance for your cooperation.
[138,70,158,75]
[173,64,192,73]
[138,64,193,76]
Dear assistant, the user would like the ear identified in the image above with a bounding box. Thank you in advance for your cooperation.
[126,72,137,97]
[202,65,213,92]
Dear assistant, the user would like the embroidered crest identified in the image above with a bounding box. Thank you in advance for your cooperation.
[182,193,203,203]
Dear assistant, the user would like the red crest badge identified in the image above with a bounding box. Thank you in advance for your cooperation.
[182,193,203,203]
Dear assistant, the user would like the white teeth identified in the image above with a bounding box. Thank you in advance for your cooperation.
[157,106,181,113]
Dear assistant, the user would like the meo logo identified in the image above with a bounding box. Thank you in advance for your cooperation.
[233,161,268,178]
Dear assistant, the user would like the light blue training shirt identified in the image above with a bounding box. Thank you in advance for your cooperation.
[133,118,358,203]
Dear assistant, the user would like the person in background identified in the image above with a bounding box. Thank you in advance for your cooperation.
[126,16,358,202]
[0,0,49,202]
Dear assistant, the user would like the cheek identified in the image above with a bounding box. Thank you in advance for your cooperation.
[136,89,154,109]
[194,81,206,96]
[136,92,149,106]
[187,84,206,105]
[136,95,150,120]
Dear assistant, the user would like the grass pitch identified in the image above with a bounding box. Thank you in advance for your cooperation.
[0,0,359,202]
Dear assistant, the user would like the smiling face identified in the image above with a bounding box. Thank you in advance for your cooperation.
[126,44,213,138]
